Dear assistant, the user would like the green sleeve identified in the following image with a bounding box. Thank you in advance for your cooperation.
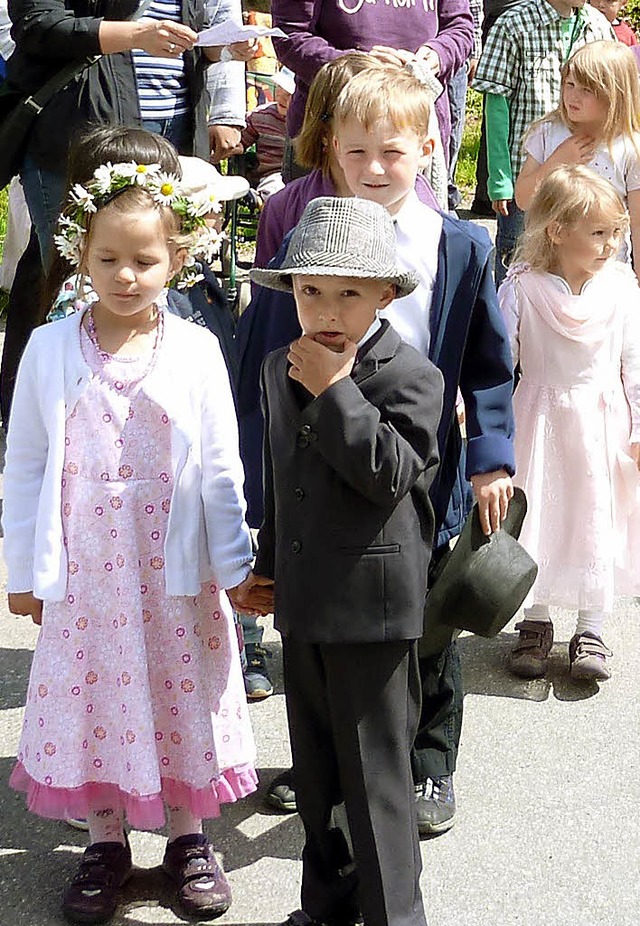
[485,93,513,202]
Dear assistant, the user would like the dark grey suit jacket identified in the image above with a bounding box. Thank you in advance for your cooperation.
[255,320,444,644]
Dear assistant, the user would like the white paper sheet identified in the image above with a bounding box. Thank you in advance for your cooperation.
[195,22,286,47]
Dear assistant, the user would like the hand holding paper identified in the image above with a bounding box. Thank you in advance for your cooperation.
[196,21,286,47]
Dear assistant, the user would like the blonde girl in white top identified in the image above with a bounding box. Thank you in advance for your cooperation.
[515,41,640,278]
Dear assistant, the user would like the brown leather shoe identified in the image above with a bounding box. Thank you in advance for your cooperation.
[162,833,232,919]
[508,619,554,678]
[62,838,132,924]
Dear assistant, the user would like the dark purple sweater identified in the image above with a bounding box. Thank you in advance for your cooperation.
[271,0,474,145]
[254,169,440,270]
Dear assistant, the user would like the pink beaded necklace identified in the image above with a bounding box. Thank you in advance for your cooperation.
[85,305,164,394]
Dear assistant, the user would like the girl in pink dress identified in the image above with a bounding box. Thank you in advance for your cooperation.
[499,165,640,684]
[2,160,271,925]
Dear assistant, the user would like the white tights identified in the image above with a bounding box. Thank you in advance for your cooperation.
[524,605,607,638]
[87,805,203,846]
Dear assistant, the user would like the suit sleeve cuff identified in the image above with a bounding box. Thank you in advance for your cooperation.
[465,434,515,479]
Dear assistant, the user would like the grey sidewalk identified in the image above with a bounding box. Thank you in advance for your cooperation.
[1,534,639,925]
[0,232,639,925]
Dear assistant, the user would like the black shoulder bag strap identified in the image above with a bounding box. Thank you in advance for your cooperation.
[20,0,155,115]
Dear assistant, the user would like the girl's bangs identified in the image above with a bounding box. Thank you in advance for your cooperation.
[563,60,608,99]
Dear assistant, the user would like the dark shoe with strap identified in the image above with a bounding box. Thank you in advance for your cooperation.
[62,838,132,925]
[569,632,612,681]
[162,833,232,919]
[508,619,554,678]
[265,768,297,813]
[244,642,274,700]
[280,912,319,926]
[279,910,362,926]
[415,774,456,836]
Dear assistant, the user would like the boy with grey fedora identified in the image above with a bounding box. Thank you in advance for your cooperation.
[237,197,444,926]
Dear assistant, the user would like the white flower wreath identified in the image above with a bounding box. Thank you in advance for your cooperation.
[54,161,224,289]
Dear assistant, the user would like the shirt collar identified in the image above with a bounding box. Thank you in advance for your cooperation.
[393,190,427,233]
[537,0,585,25]
[548,271,594,295]
[356,316,382,349]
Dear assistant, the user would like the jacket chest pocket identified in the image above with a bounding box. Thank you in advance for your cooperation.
[338,544,401,555]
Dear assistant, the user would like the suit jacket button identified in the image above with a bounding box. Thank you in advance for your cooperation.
[300,424,312,435]
[294,487,305,500]
[291,539,302,553]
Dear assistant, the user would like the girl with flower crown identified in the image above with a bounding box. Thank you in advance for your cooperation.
[1,161,272,925]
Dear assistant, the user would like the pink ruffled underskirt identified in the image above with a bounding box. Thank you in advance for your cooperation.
[10,762,258,830]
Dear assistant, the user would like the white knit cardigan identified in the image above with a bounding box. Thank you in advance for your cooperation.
[2,310,253,600]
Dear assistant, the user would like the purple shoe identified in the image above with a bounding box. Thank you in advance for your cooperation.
[163,833,232,919]
[62,838,132,925]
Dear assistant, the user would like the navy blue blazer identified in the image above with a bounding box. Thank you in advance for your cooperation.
[236,212,515,548]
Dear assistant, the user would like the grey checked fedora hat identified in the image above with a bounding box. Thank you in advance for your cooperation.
[419,487,538,656]
[250,196,419,298]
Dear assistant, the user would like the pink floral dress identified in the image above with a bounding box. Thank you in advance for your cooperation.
[10,319,257,829]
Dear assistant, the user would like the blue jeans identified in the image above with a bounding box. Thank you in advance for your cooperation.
[20,155,67,265]
[142,112,191,154]
[495,201,525,289]
[447,64,468,211]
[238,613,264,670]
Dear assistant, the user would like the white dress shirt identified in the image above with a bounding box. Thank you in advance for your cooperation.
[382,192,443,356]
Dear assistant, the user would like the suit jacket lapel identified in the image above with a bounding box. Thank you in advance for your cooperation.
[352,321,400,385]
[429,224,448,365]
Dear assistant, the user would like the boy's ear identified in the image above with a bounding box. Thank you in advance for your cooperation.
[418,135,436,166]
[378,282,396,309]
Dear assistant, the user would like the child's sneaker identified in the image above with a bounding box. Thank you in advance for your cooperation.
[243,643,273,700]
[162,833,231,919]
[508,619,554,678]
[569,632,612,681]
[415,774,456,836]
[62,838,132,924]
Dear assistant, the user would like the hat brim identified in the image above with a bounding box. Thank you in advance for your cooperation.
[250,264,419,299]
[421,487,538,641]
[178,156,250,202]
[215,174,251,201]
[273,71,296,95]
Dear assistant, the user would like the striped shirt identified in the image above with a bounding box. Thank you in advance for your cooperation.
[133,0,189,119]
[240,103,287,177]
[472,0,614,176]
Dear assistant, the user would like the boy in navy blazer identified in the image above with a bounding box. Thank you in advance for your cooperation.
[236,197,443,926]
[236,65,516,837]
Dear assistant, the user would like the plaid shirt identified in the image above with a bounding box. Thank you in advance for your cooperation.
[472,0,614,175]
[470,0,483,59]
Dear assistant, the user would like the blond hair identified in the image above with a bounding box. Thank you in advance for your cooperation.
[294,54,382,171]
[525,40,640,153]
[332,65,431,140]
[516,165,628,272]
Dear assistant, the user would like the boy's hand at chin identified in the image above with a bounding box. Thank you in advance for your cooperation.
[288,335,357,397]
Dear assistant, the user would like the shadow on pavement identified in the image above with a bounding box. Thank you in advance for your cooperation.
[0,646,33,709]
[0,753,303,925]
[459,632,601,703]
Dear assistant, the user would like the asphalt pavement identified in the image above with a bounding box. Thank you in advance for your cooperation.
[0,219,638,926]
